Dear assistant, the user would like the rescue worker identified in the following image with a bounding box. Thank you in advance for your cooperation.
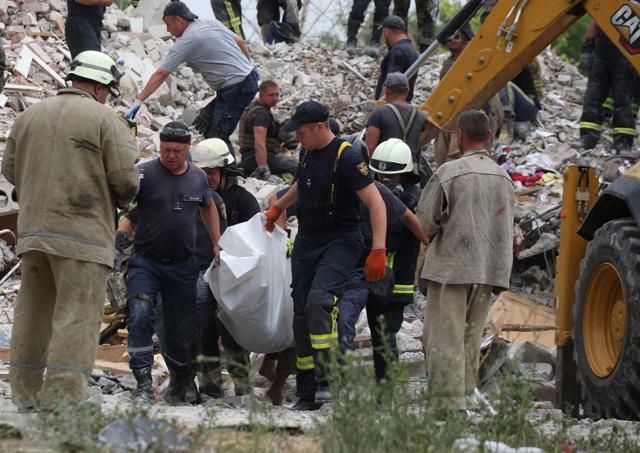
[2,51,139,410]
[190,138,257,398]
[65,0,112,59]
[435,25,503,166]
[124,1,258,151]
[238,80,299,180]
[366,73,427,164]
[257,0,301,44]
[264,101,388,410]
[579,26,636,153]
[211,0,245,38]
[416,110,515,414]
[375,16,419,101]
[393,0,438,52]
[338,139,429,381]
[345,0,391,57]
[498,81,539,142]
[117,122,221,405]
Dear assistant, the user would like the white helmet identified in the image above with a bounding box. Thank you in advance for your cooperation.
[191,138,234,169]
[369,138,412,174]
[66,50,122,95]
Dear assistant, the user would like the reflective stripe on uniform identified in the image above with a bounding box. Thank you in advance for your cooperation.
[602,97,614,111]
[579,122,603,132]
[296,355,314,370]
[310,302,339,350]
[386,251,395,269]
[613,127,636,136]
[393,284,414,295]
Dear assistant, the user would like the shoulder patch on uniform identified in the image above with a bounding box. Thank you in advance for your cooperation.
[219,203,227,220]
[357,161,369,176]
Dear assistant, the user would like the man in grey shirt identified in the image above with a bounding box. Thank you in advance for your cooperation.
[365,73,426,164]
[125,1,259,150]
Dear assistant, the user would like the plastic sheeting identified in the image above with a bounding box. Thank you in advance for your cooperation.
[204,213,294,353]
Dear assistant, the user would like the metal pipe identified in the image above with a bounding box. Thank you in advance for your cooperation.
[404,40,440,81]
[0,261,21,288]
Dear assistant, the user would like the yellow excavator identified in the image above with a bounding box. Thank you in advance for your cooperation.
[412,0,640,419]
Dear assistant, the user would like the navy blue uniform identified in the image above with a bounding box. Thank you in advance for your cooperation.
[126,159,211,373]
[374,38,419,100]
[579,30,636,149]
[66,0,105,59]
[292,138,373,400]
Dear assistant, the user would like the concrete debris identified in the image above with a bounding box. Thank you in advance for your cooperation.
[453,437,544,453]
[97,416,190,453]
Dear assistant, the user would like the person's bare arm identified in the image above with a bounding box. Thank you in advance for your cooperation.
[137,69,170,102]
[75,0,112,5]
[357,183,386,249]
[273,182,299,210]
[117,216,136,236]
[235,35,252,62]
[253,126,268,167]
[400,209,429,246]
[199,202,221,263]
[365,126,381,158]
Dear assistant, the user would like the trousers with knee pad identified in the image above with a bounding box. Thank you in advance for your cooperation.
[291,231,363,400]
[126,253,199,372]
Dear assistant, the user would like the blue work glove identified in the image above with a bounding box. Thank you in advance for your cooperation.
[123,100,142,120]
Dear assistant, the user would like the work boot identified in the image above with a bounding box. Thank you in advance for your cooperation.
[580,131,600,150]
[614,138,633,155]
[314,385,332,404]
[132,367,156,405]
[165,370,200,405]
[291,398,322,411]
[345,18,360,56]
[345,39,357,56]
[366,23,383,57]
[197,371,224,398]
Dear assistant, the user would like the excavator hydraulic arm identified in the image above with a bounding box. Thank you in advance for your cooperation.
[422,0,640,130]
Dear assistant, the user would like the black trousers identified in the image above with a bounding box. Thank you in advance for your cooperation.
[579,55,636,146]
[65,14,102,59]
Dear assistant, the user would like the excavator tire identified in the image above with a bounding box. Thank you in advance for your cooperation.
[574,218,640,420]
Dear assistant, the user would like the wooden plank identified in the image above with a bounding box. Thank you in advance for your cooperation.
[488,291,556,348]
[30,50,66,87]
[0,344,130,366]
[14,46,33,79]
[117,329,129,339]
[3,83,45,93]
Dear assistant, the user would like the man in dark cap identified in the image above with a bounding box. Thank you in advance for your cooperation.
[366,72,427,166]
[264,101,388,410]
[125,1,258,152]
[375,15,419,101]
[116,121,221,405]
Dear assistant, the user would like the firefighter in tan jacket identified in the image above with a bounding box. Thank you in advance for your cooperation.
[1,51,139,410]
[416,110,515,413]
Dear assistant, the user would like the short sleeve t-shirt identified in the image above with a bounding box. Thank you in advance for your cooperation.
[67,0,104,17]
[130,159,211,261]
[367,103,426,163]
[360,180,408,248]
[238,101,280,152]
[160,19,253,91]
[296,138,373,234]
[195,190,227,270]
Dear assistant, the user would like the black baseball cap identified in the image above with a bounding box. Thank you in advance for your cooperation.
[380,15,406,32]
[163,1,198,21]
[281,101,330,133]
[160,121,191,143]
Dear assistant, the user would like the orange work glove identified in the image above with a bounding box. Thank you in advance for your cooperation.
[264,205,283,232]
[364,248,386,282]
